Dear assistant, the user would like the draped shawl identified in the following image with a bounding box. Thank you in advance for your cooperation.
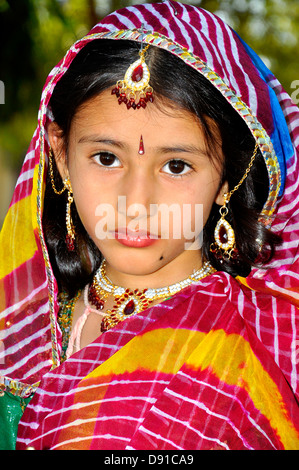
[0,1,298,450]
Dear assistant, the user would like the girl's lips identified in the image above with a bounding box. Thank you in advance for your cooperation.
[113,229,159,248]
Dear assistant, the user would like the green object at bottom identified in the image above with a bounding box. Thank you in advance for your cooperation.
[0,391,33,450]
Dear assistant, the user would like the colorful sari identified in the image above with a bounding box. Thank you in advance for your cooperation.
[0,1,298,450]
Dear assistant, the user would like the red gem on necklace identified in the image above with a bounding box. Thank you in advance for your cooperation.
[88,284,105,310]
[123,299,136,315]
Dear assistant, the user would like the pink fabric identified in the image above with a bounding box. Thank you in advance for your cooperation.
[17,275,299,449]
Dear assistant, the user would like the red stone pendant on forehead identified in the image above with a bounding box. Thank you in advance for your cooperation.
[111,44,154,110]
[132,64,144,82]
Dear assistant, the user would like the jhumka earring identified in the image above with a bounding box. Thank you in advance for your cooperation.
[210,142,259,260]
[210,193,236,260]
[111,43,153,109]
[48,148,76,252]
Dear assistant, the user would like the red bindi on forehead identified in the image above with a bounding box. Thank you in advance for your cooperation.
[138,136,145,155]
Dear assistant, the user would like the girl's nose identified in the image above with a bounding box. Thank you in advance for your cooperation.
[117,167,156,220]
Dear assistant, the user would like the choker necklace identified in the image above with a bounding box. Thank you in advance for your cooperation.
[88,259,216,332]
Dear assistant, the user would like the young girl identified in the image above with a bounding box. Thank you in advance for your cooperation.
[0,1,298,450]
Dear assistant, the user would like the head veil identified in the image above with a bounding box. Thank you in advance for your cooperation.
[1,1,298,396]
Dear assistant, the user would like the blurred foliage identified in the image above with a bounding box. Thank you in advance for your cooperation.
[0,0,298,172]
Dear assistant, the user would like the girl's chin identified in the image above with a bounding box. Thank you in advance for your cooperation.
[97,242,200,280]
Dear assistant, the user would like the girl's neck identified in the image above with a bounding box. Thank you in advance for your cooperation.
[103,250,204,291]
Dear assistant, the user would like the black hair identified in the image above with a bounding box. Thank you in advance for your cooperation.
[43,39,281,297]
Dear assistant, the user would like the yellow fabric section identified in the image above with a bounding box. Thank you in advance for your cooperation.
[85,328,205,379]
[30,163,41,232]
[56,328,204,450]
[0,195,38,279]
[236,276,251,289]
[83,327,299,449]
[185,329,299,450]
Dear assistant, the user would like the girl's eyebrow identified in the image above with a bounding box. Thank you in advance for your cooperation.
[78,135,127,149]
[78,135,208,157]
[158,144,209,157]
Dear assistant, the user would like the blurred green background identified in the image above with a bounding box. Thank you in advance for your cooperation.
[1,0,299,226]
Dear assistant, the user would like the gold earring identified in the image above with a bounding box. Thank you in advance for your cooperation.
[210,194,236,260]
[48,149,75,251]
[210,142,259,261]
[64,178,76,252]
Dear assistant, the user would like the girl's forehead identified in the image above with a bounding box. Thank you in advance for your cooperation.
[68,90,224,171]
[68,90,224,168]
[71,90,205,140]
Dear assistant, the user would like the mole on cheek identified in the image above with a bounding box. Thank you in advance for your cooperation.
[159,255,164,261]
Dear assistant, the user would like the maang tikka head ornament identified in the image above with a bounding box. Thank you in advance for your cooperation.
[111,43,153,109]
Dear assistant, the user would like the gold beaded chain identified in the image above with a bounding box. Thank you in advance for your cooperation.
[225,142,259,203]
[57,290,81,361]
[48,148,67,195]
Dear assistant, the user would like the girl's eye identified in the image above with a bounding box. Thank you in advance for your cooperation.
[93,152,121,167]
[162,159,192,176]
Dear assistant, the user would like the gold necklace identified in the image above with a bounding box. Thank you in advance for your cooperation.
[88,259,216,332]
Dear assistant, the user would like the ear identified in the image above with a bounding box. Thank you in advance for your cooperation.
[215,180,229,206]
[48,122,68,180]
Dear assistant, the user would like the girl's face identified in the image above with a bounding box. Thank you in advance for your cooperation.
[50,89,226,288]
